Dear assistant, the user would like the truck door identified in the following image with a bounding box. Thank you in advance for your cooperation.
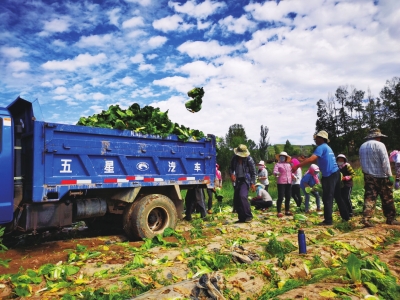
[0,110,14,224]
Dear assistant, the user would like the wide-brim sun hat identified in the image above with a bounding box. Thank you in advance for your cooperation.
[390,150,399,162]
[234,144,250,157]
[275,151,291,163]
[336,154,347,162]
[255,183,265,189]
[257,160,265,166]
[314,130,330,142]
[365,128,387,139]
[310,164,320,171]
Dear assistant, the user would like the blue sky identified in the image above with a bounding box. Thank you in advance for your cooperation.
[1,0,400,145]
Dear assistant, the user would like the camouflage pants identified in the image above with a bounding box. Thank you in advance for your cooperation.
[363,174,396,221]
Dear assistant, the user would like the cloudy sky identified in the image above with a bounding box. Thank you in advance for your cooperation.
[1,0,400,145]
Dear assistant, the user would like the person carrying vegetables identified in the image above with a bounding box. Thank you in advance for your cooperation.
[359,128,400,227]
[257,160,269,192]
[291,158,302,208]
[292,130,350,226]
[250,183,273,211]
[206,163,223,214]
[300,164,322,213]
[184,187,207,221]
[336,154,356,217]
[229,144,256,223]
[273,151,293,217]
[389,150,400,190]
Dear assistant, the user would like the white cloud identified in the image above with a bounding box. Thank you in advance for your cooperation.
[197,20,212,30]
[138,63,155,72]
[75,34,113,48]
[89,105,104,113]
[131,87,159,98]
[8,61,30,72]
[125,0,152,6]
[42,53,107,71]
[0,46,25,58]
[153,14,193,32]
[146,54,158,60]
[41,82,53,88]
[52,79,66,85]
[147,36,168,48]
[219,15,256,34]
[126,29,147,39]
[130,53,144,63]
[39,18,71,36]
[121,76,135,85]
[72,84,83,91]
[52,40,67,47]
[54,86,67,94]
[122,16,145,28]
[178,40,238,58]
[12,72,28,78]
[53,95,68,100]
[92,92,105,100]
[169,0,226,19]
[107,8,121,27]
[89,78,101,87]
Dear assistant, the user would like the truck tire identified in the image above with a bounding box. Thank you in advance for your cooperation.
[123,194,177,240]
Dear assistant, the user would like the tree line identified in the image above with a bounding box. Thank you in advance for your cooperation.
[216,124,311,177]
[315,76,400,158]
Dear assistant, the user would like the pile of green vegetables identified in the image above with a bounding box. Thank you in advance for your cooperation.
[185,87,204,113]
[77,103,205,141]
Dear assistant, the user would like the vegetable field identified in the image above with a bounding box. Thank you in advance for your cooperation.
[1,172,400,299]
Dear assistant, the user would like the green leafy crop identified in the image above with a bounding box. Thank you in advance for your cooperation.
[77,102,205,141]
[185,87,204,113]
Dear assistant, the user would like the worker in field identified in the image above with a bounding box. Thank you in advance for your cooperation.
[291,158,303,209]
[229,144,256,223]
[336,154,356,217]
[184,187,207,221]
[256,160,270,191]
[389,150,400,190]
[359,128,400,227]
[292,130,350,226]
[273,152,294,217]
[250,183,273,211]
[206,163,223,214]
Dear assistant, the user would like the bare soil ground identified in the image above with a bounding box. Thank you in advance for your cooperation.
[0,209,400,300]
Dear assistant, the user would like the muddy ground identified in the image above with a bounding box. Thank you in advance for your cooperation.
[1,208,400,300]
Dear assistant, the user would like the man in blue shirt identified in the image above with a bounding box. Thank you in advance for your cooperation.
[292,130,349,225]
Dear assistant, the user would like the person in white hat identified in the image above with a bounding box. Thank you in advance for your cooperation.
[229,144,256,223]
[300,164,321,213]
[256,160,269,191]
[336,154,356,217]
[292,130,349,225]
[250,183,273,211]
[359,128,399,227]
[273,151,293,217]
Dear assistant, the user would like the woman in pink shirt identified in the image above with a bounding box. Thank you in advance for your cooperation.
[273,152,293,217]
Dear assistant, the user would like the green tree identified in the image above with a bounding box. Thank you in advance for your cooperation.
[225,124,247,149]
[379,77,400,149]
[283,140,294,155]
[258,125,270,161]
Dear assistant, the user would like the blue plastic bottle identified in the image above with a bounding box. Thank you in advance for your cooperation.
[298,229,307,254]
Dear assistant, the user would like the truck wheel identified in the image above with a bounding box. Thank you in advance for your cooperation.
[123,194,177,240]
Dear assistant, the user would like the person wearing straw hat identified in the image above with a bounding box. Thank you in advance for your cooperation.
[256,160,269,192]
[273,151,293,217]
[250,183,273,211]
[359,128,399,227]
[292,130,349,225]
[229,144,256,223]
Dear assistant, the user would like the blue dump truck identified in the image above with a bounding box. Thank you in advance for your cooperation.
[0,97,216,239]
